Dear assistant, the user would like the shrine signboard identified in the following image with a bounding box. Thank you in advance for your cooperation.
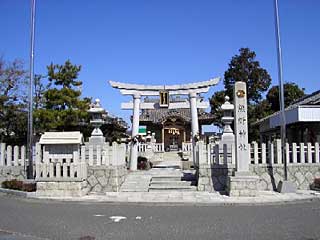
[234,81,249,172]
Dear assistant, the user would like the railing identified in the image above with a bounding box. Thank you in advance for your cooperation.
[35,143,87,181]
[0,143,27,167]
[153,143,164,152]
[250,140,320,165]
[86,142,126,166]
[182,142,192,152]
[208,143,235,166]
[35,142,126,181]
[137,143,164,153]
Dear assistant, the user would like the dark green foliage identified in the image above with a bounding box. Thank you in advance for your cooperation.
[209,90,226,128]
[266,82,305,112]
[210,48,305,142]
[2,179,36,192]
[101,118,128,143]
[224,48,272,104]
[210,48,272,142]
[34,60,90,134]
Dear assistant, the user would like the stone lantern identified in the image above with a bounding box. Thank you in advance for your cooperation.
[88,99,106,145]
[221,96,234,143]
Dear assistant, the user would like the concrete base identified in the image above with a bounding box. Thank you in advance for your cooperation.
[227,174,259,197]
[277,180,297,193]
[36,181,89,197]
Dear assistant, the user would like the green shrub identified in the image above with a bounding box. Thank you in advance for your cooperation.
[314,178,320,188]
[2,179,36,192]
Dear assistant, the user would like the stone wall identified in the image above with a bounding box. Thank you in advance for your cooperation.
[0,166,26,184]
[86,165,127,193]
[36,181,88,197]
[250,164,320,190]
[197,164,234,192]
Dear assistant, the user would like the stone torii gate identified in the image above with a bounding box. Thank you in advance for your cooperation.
[109,78,220,170]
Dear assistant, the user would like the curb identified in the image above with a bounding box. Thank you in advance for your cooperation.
[1,188,319,206]
[0,187,36,198]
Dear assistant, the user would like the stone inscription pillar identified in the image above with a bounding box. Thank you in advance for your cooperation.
[130,93,141,171]
[234,82,249,173]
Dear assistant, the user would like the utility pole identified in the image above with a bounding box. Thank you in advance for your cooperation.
[274,0,296,193]
[27,0,36,179]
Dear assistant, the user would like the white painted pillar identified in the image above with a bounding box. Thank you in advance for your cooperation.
[189,91,199,166]
[189,92,199,138]
[130,93,141,171]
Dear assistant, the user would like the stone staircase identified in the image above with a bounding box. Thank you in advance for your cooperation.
[120,151,196,192]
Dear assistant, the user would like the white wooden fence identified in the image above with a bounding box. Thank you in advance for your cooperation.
[195,141,236,167]
[194,140,320,168]
[0,143,27,167]
[182,142,192,152]
[137,143,165,153]
[86,142,126,166]
[250,140,320,165]
[0,141,127,181]
[35,143,87,181]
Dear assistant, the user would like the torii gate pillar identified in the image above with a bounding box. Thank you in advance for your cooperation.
[130,93,141,171]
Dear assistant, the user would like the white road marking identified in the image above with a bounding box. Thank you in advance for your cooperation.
[93,214,105,217]
[110,216,127,222]
[135,216,142,220]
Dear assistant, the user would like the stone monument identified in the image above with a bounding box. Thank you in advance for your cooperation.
[227,82,259,197]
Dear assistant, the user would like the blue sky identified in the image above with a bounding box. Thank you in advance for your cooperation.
[1,0,319,130]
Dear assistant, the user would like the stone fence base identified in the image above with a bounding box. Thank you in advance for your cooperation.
[86,165,127,193]
[0,166,26,184]
[196,164,320,193]
[36,181,88,197]
[227,174,259,197]
[196,164,234,192]
[250,164,320,191]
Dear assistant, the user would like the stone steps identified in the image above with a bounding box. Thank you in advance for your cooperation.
[149,180,192,187]
[148,185,197,192]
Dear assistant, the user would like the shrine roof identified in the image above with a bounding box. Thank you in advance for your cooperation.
[139,108,215,124]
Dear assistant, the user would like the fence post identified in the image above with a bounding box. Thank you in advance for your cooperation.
[6,145,12,166]
[21,145,25,166]
[81,146,86,164]
[261,143,266,164]
[253,142,259,164]
[292,143,297,163]
[0,143,5,166]
[285,142,290,165]
[269,142,274,165]
[214,144,219,164]
[307,142,312,163]
[88,145,94,166]
[35,143,41,179]
[231,143,236,165]
[276,139,282,164]
[112,142,118,166]
[300,143,305,163]
[315,142,319,163]
[206,144,211,165]
[13,146,19,166]
[96,145,101,166]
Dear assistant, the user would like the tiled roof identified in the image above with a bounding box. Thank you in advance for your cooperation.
[140,108,215,124]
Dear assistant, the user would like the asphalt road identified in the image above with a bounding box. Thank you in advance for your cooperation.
[0,193,319,240]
